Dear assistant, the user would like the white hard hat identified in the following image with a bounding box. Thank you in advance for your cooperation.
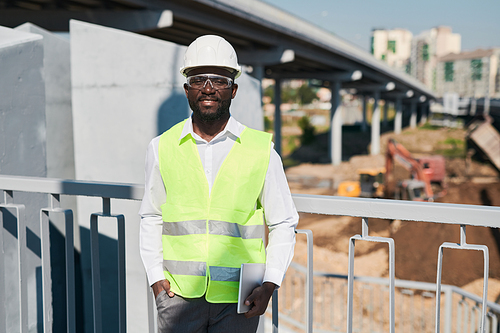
[180,35,242,79]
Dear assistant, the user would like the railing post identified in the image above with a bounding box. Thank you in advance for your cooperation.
[117,214,126,333]
[147,283,155,333]
[443,286,453,333]
[296,229,313,333]
[436,225,489,333]
[0,193,6,333]
[272,289,278,333]
[40,193,75,333]
[0,190,28,333]
[90,198,126,333]
[489,312,498,333]
[90,213,102,333]
[347,217,395,333]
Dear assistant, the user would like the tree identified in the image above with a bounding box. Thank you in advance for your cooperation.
[298,116,315,145]
[297,83,318,105]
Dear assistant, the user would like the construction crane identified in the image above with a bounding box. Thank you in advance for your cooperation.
[385,139,446,201]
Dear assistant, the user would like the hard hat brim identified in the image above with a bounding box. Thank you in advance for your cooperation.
[180,65,242,79]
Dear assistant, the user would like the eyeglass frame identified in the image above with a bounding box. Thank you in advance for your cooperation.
[185,74,234,90]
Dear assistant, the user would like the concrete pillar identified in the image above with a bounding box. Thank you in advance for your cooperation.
[410,100,417,128]
[484,58,491,116]
[371,91,381,155]
[419,102,428,125]
[0,26,47,332]
[361,95,368,132]
[15,23,75,180]
[330,81,342,165]
[231,72,265,131]
[395,98,403,134]
[383,100,389,128]
[15,23,80,332]
[470,97,477,116]
[273,78,282,156]
[484,96,491,116]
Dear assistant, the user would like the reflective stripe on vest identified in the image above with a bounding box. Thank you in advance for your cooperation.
[163,220,264,239]
[209,266,240,282]
[164,260,240,282]
[158,119,271,303]
[164,260,206,276]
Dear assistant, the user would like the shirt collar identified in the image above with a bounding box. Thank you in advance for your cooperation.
[179,116,244,143]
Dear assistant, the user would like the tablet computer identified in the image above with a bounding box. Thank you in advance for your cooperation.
[237,263,266,314]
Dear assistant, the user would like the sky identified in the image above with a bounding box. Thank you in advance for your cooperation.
[262,0,500,53]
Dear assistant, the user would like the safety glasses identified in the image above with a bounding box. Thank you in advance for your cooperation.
[186,74,233,90]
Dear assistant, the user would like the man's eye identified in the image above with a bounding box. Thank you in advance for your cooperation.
[212,79,226,85]
[192,78,205,84]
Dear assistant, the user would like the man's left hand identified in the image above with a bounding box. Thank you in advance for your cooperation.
[244,281,277,318]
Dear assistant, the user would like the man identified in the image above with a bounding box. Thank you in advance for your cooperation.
[139,35,298,333]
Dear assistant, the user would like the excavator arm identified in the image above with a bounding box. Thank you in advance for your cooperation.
[385,139,434,200]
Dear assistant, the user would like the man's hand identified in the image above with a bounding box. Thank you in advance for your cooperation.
[152,279,174,299]
[244,282,277,318]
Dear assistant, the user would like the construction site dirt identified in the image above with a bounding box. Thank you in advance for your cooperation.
[285,124,500,303]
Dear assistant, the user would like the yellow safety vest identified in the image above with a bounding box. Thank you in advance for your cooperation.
[158,119,272,303]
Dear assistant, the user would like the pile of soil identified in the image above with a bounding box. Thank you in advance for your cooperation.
[285,125,500,300]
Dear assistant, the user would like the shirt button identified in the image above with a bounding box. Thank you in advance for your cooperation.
[206,169,210,174]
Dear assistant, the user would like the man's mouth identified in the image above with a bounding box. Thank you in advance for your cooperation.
[198,97,219,106]
[199,97,219,102]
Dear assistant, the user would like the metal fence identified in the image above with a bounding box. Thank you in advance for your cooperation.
[1,175,500,333]
[277,263,500,333]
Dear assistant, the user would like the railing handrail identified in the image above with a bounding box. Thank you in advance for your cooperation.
[0,175,144,200]
[293,193,500,228]
[1,175,500,228]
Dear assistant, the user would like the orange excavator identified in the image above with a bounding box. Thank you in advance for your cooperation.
[385,139,446,201]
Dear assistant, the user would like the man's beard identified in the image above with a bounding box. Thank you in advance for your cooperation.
[189,97,231,122]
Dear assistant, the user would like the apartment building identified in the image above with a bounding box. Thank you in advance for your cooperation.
[436,48,500,98]
[410,26,461,90]
[371,28,413,72]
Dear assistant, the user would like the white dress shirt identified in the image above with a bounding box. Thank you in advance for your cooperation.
[139,116,298,288]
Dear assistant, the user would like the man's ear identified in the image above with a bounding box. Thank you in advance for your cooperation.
[183,83,189,97]
[231,84,238,99]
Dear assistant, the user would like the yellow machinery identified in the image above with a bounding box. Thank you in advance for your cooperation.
[337,167,386,198]
[337,180,361,197]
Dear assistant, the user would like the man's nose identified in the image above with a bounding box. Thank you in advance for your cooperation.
[202,79,215,92]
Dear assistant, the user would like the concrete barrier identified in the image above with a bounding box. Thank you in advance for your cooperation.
[0,25,47,332]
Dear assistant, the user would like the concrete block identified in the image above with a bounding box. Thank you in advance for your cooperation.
[70,20,188,332]
[0,26,46,177]
[70,20,265,331]
[0,25,47,332]
[232,72,264,131]
[13,24,82,333]
[15,23,75,180]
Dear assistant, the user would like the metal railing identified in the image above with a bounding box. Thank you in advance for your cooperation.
[1,175,500,333]
[277,263,500,333]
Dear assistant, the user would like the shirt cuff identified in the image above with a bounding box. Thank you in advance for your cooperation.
[263,267,285,288]
[147,264,165,287]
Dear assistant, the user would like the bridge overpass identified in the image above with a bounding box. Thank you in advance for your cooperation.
[0,0,436,164]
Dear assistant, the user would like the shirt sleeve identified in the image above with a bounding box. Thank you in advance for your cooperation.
[139,137,166,286]
[260,145,298,287]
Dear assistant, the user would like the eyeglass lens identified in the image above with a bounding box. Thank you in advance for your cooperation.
[187,75,232,89]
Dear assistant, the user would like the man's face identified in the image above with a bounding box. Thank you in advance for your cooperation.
[183,66,238,122]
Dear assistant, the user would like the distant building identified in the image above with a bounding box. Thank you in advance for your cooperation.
[436,48,500,98]
[410,26,461,90]
[371,28,413,72]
